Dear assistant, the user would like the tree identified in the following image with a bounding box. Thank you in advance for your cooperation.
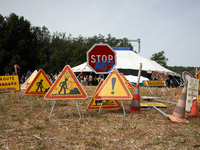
[32,26,51,71]
[151,51,168,68]
[0,13,141,75]
[0,13,35,75]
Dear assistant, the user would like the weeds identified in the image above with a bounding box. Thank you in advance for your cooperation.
[103,117,110,123]
[0,87,199,149]
[16,111,25,123]
[85,136,102,149]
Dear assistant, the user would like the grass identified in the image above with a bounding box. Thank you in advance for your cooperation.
[0,87,200,149]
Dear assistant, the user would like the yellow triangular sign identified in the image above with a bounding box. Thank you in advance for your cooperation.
[87,80,121,110]
[120,73,135,90]
[94,68,132,100]
[21,70,38,90]
[25,69,52,95]
[44,65,87,100]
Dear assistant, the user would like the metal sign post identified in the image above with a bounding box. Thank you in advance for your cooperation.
[98,100,126,118]
[49,100,81,121]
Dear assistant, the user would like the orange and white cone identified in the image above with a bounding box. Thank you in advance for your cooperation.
[167,86,189,123]
[126,84,145,114]
[188,96,199,117]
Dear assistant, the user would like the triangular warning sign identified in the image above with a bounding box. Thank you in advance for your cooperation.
[21,70,38,90]
[25,69,52,95]
[87,80,121,110]
[120,73,135,90]
[44,65,87,100]
[94,68,132,100]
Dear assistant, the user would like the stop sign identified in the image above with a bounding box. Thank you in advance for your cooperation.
[87,44,117,74]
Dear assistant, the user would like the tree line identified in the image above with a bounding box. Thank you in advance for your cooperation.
[150,51,198,77]
[0,13,198,78]
[0,13,134,76]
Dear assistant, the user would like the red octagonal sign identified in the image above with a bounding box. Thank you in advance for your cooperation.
[87,44,117,74]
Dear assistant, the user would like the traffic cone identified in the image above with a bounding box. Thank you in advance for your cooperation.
[126,84,145,114]
[167,86,189,123]
[174,93,180,99]
[188,96,199,117]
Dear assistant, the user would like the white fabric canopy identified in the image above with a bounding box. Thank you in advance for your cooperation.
[71,49,179,83]
[115,50,178,76]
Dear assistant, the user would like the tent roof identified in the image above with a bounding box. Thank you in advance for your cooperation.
[72,48,179,77]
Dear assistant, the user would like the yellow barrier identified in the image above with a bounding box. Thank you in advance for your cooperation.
[0,75,20,92]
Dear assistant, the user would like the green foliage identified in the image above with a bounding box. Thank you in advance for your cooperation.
[0,13,36,74]
[167,66,198,77]
[150,51,168,68]
[0,13,197,78]
[151,51,198,76]
[0,13,135,75]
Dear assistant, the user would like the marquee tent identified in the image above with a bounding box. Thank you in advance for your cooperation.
[71,47,180,84]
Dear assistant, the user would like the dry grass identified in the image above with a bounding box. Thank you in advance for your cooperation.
[0,86,200,150]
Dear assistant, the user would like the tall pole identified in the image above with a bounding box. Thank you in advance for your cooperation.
[137,38,141,54]
[128,38,141,54]
[137,63,142,85]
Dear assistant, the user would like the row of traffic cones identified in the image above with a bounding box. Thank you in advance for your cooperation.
[167,85,199,123]
[126,84,199,123]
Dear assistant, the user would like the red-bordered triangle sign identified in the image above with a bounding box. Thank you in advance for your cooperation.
[87,80,121,110]
[21,70,38,90]
[44,65,87,100]
[25,69,52,95]
[94,68,133,100]
[120,73,135,90]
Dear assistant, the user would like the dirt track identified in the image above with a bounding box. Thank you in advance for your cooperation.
[0,87,200,149]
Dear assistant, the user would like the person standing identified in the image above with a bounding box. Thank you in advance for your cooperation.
[26,69,31,78]
[14,61,20,75]
[14,61,20,81]
[93,76,98,86]
[89,73,93,86]
[54,73,58,81]
[79,73,84,85]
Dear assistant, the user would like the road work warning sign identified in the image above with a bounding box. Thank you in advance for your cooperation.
[87,80,121,110]
[25,69,52,95]
[94,68,132,100]
[44,65,87,100]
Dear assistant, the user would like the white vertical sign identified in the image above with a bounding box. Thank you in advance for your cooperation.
[186,78,199,112]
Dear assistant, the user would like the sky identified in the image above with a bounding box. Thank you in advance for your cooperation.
[1,0,200,67]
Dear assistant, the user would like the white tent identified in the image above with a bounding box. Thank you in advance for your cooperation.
[72,47,179,83]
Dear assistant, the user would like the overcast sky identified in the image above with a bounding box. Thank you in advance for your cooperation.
[1,0,200,67]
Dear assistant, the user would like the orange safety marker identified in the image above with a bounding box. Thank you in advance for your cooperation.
[120,73,135,90]
[94,68,132,100]
[188,96,199,117]
[167,86,189,123]
[126,63,145,114]
[87,80,121,110]
[25,69,52,95]
[126,84,145,114]
[44,65,87,100]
